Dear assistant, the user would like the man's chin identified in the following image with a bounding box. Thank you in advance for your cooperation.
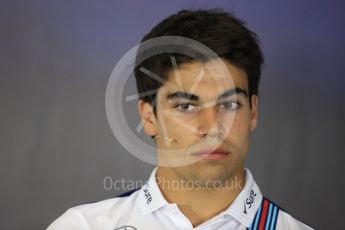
[180,162,234,184]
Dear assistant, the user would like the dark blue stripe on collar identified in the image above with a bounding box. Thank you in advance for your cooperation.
[116,187,142,197]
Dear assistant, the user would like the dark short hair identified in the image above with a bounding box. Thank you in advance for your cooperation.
[134,8,264,115]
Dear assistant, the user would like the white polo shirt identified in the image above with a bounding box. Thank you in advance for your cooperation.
[47,168,314,230]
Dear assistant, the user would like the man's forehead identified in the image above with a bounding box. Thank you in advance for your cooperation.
[167,60,233,81]
[165,59,247,86]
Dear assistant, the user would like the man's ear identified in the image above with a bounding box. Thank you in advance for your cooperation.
[250,95,259,132]
[138,100,157,136]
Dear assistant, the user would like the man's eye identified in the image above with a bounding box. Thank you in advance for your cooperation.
[174,103,199,112]
[218,101,241,111]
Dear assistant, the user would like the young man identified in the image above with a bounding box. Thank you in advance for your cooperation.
[48,9,313,229]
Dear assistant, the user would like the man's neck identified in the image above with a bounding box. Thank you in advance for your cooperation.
[156,167,246,227]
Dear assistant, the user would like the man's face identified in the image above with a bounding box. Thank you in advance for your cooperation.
[139,58,258,185]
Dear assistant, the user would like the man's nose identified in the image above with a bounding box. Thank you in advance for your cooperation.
[197,104,224,137]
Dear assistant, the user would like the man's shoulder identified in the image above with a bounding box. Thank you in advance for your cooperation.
[276,209,314,230]
[261,197,314,230]
[47,188,142,229]
[71,187,141,217]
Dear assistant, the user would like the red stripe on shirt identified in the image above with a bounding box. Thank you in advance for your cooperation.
[258,199,269,230]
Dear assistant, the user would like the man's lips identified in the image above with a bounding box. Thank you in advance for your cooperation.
[192,148,230,160]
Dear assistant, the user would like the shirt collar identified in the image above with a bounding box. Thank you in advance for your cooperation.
[139,167,262,227]
[138,167,168,215]
[222,168,263,227]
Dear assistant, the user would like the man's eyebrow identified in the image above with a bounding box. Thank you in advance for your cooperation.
[165,87,248,101]
[166,91,199,101]
[218,87,248,99]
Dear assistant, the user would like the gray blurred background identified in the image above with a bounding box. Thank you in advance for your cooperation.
[1,0,344,229]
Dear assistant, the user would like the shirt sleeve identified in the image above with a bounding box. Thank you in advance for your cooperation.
[46,209,92,230]
[276,210,314,230]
